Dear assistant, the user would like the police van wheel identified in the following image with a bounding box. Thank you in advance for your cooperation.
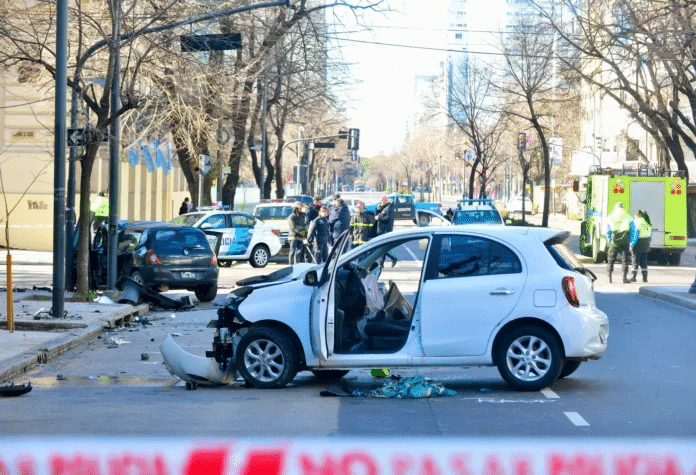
[250,245,270,268]
[668,253,681,266]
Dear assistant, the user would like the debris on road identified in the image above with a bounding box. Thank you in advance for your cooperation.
[0,382,32,397]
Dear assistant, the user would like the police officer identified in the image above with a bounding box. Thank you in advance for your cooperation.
[306,206,330,264]
[605,202,634,283]
[305,196,322,226]
[375,195,395,236]
[630,210,652,283]
[328,196,351,246]
[287,202,307,265]
[350,201,375,247]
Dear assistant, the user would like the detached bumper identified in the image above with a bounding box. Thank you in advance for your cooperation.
[160,334,236,386]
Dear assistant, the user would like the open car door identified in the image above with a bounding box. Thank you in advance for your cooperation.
[312,230,351,361]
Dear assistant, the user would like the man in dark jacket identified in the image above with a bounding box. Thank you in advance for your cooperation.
[350,201,375,247]
[287,202,307,265]
[375,195,395,236]
[305,196,322,226]
[305,206,330,264]
[328,197,351,246]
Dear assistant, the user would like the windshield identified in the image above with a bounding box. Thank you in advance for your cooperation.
[452,210,503,225]
[254,206,293,220]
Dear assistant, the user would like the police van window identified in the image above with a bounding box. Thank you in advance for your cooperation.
[202,214,226,229]
[434,235,521,279]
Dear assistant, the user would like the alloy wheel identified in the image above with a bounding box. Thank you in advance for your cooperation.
[243,339,285,383]
[505,335,552,382]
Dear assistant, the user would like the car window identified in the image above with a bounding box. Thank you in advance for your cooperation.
[118,230,142,252]
[201,214,226,229]
[432,234,521,279]
[153,229,209,253]
[254,206,292,220]
[231,214,254,227]
[171,213,203,226]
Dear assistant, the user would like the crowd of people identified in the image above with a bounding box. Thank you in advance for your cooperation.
[285,194,395,265]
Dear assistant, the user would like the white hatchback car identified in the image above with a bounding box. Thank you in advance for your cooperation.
[161,225,608,391]
[172,210,282,268]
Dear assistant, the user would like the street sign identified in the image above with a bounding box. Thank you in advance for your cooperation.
[67,128,108,147]
[313,142,335,148]
[198,155,212,175]
[180,33,242,52]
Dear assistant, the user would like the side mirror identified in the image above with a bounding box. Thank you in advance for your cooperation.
[201,223,213,230]
[303,269,319,286]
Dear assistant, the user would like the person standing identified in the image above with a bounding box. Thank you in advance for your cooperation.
[630,210,653,282]
[287,202,307,265]
[91,191,109,234]
[328,196,351,246]
[605,202,634,283]
[305,196,322,226]
[350,201,375,247]
[375,195,395,236]
[306,206,330,264]
[179,197,190,216]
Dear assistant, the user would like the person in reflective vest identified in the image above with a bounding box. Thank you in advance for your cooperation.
[629,210,653,282]
[287,202,307,265]
[605,202,635,283]
[350,201,375,247]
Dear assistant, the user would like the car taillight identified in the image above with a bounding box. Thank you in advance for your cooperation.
[562,276,580,307]
[211,254,218,266]
[145,250,161,265]
[272,229,280,236]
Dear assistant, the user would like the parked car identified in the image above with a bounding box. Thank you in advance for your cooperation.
[286,195,314,205]
[92,222,219,302]
[452,199,504,225]
[162,225,608,391]
[172,210,282,268]
[252,202,295,256]
[507,196,535,216]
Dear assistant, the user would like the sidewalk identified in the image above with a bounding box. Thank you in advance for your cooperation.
[0,288,149,384]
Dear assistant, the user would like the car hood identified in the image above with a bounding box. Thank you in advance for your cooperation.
[235,263,317,289]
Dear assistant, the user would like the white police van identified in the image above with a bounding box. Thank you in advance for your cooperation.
[172,208,282,268]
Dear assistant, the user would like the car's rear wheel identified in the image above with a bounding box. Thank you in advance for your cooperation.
[311,370,349,381]
[495,326,563,391]
[194,284,217,302]
[236,328,298,389]
[250,244,270,268]
[558,360,582,379]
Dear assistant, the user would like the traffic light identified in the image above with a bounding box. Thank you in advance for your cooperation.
[517,132,527,151]
[347,128,360,151]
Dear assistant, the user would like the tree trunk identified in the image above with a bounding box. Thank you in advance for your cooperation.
[75,139,100,295]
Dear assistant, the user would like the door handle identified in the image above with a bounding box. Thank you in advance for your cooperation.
[490,289,515,295]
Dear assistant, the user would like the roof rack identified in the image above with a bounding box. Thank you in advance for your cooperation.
[197,205,230,211]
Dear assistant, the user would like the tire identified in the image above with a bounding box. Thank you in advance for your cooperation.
[495,325,563,391]
[130,270,145,286]
[250,244,270,268]
[311,370,349,381]
[656,253,669,266]
[194,284,217,302]
[668,253,681,266]
[218,260,232,267]
[558,360,582,379]
[236,328,298,389]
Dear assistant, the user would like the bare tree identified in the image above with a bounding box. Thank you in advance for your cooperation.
[538,0,696,180]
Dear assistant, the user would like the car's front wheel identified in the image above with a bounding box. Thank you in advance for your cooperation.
[236,328,298,389]
[194,284,217,302]
[250,244,270,268]
[495,326,563,391]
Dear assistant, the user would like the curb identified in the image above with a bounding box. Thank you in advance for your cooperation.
[0,303,149,383]
[638,287,696,311]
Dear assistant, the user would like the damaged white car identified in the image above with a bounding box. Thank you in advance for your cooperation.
[161,226,609,391]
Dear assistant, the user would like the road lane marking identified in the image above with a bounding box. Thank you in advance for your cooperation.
[541,388,559,399]
[564,411,590,426]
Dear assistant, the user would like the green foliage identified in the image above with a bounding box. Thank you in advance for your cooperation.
[72,290,98,302]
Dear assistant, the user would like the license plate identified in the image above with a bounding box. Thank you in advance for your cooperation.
[181,272,196,279]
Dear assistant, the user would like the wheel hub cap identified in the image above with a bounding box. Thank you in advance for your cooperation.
[506,335,551,382]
